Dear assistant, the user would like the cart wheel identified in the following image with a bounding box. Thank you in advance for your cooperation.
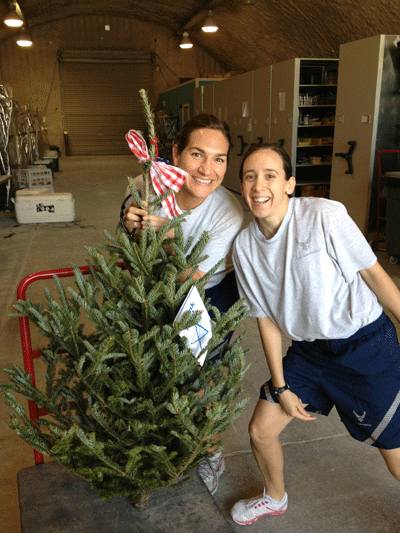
[389,256,398,264]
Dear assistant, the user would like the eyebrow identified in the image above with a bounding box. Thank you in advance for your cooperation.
[189,146,228,157]
[244,167,278,174]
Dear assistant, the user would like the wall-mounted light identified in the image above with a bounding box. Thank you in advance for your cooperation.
[4,2,24,27]
[16,26,33,47]
[202,11,218,33]
[180,31,193,49]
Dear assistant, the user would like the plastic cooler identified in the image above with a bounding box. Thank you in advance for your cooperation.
[15,189,75,224]
[385,171,400,260]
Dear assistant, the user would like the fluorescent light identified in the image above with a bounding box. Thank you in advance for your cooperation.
[180,31,193,49]
[16,27,33,47]
[4,4,24,27]
[202,11,218,33]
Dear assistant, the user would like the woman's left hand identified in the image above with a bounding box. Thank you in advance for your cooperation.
[278,390,317,421]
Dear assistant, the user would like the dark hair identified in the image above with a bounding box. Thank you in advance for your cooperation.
[175,113,231,156]
[239,143,293,182]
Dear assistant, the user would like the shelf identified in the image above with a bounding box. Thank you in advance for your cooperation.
[295,180,330,187]
[299,84,337,88]
[296,163,332,167]
[299,104,336,108]
[297,144,334,148]
[298,124,334,128]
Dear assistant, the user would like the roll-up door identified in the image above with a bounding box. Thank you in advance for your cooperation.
[58,50,153,155]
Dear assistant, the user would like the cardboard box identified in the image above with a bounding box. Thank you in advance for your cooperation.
[15,189,75,224]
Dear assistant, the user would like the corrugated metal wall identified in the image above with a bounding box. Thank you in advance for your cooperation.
[0,14,226,156]
[59,51,152,156]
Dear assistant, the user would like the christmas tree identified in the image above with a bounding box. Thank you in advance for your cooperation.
[1,90,250,507]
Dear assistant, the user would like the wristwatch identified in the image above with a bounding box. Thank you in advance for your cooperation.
[271,383,290,400]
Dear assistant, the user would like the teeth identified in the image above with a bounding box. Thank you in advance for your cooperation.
[194,176,212,184]
[253,197,269,203]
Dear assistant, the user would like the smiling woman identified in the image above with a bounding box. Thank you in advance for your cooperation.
[123,114,243,289]
[171,127,228,211]
[121,113,244,494]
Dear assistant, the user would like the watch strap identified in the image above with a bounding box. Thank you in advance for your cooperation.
[271,383,290,399]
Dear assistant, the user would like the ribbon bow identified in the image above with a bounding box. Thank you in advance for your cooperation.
[125,130,187,217]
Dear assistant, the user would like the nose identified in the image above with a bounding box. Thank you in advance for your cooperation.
[199,157,212,176]
[251,176,262,190]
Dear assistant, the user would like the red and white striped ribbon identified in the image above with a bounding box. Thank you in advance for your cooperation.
[125,130,187,217]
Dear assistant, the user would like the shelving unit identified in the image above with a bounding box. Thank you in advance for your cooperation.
[294,59,339,195]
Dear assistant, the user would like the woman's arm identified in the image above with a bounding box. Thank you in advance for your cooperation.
[360,260,400,323]
[257,316,316,421]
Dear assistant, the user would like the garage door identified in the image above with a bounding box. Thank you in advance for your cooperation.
[59,50,153,155]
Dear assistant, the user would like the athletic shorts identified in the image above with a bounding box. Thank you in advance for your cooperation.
[260,312,400,450]
[205,270,240,361]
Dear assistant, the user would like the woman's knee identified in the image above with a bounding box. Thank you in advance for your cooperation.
[248,400,289,443]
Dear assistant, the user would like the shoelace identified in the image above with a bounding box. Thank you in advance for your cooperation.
[247,489,268,508]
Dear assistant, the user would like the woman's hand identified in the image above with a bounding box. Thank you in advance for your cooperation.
[124,201,175,238]
[123,204,148,234]
[278,390,317,421]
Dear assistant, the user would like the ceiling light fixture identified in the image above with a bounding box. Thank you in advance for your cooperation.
[16,26,33,47]
[202,11,218,33]
[4,1,24,27]
[179,31,193,49]
[240,0,259,4]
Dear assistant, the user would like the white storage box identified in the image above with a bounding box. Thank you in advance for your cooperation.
[18,167,53,190]
[43,149,59,172]
[15,189,75,224]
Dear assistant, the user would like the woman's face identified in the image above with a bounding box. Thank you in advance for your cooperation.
[241,148,295,223]
[172,128,229,209]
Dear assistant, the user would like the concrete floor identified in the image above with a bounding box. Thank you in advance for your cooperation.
[1,156,399,532]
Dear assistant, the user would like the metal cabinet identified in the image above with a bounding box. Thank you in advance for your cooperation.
[330,35,400,236]
[194,68,272,193]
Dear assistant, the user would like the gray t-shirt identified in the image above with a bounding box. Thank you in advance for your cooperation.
[233,197,382,341]
[126,177,243,289]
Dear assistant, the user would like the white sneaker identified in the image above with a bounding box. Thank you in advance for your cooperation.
[198,451,225,495]
[231,488,288,525]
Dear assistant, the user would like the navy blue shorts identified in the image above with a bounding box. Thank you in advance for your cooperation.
[260,313,400,449]
[205,270,240,360]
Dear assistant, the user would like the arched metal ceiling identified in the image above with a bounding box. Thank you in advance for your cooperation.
[1,0,400,72]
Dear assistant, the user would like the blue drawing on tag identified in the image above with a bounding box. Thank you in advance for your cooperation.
[188,301,209,347]
[191,323,209,347]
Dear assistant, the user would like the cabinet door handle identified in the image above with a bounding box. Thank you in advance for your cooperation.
[257,137,264,144]
[335,141,356,174]
[237,135,248,156]
[276,139,285,148]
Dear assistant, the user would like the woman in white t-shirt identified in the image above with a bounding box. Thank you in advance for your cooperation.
[231,143,400,526]
[122,114,243,495]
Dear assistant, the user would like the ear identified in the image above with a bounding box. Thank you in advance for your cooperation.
[172,144,179,166]
[240,180,245,196]
[286,176,296,196]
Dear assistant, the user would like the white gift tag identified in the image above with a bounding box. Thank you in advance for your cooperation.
[175,286,212,366]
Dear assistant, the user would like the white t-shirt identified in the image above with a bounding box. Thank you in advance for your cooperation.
[125,176,243,289]
[233,197,382,341]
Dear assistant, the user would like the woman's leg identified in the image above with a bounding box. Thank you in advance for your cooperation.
[379,447,400,481]
[249,398,294,500]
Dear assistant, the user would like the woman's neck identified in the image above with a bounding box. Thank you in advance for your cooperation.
[257,198,290,240]
[175,189,205,211]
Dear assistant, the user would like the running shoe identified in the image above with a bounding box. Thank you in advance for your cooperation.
[198,451,225,495]
[231,488,288,525]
